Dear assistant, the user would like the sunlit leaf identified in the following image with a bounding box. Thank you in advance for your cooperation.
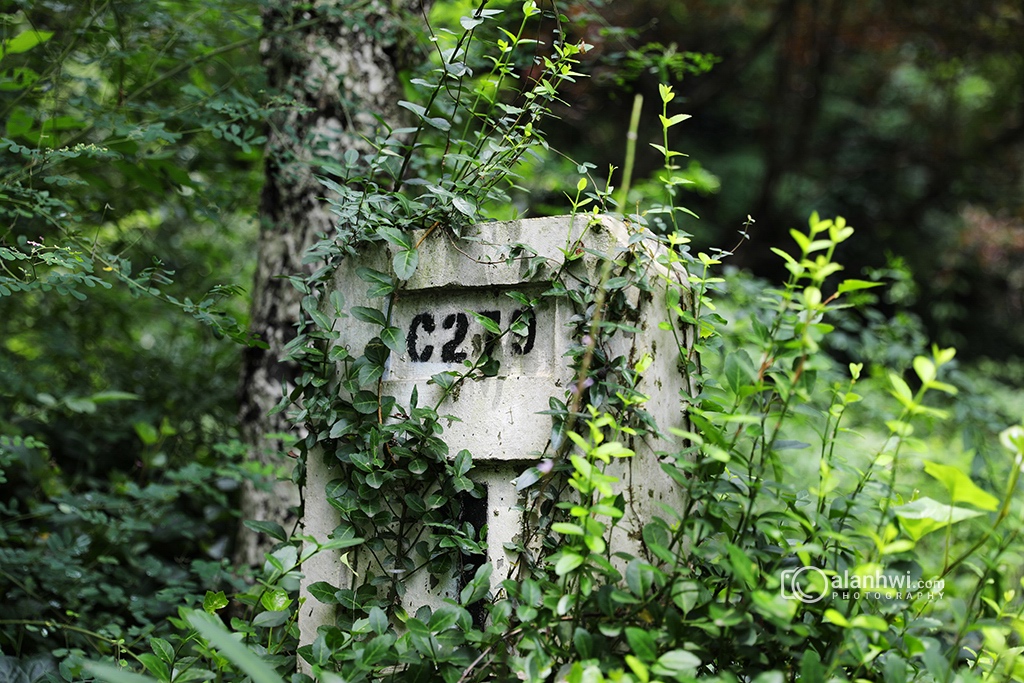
[895,497,985,541]
[922,461,998,511]
[3,30,54,56]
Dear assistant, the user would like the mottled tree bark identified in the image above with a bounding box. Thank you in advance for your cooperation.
[236,0,426,567]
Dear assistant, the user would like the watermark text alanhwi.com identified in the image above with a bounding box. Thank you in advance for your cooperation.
[781,567,945,603]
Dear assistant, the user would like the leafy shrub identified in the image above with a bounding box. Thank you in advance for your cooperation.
[0,0,269,658]
[0,433,259,656]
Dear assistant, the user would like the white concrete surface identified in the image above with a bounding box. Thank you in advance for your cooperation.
[298,215,692,647]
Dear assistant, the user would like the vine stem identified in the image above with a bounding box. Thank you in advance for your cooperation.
[613,93,643,211]
[413,220,442,250]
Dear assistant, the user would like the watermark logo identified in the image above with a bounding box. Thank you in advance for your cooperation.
[780,566,829,603]
[780,567,944,603]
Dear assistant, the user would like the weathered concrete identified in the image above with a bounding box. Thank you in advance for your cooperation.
[299,214,692,645]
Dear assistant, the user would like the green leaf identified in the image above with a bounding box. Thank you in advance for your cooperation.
[329,418,352,439]
[308,581,340,604]
[352,391,379,415]
[252,610,289,628]
[83,663,159,683]
[573,627,594,659]
[724,350,754,395]
[360,633,397,667]
[655,650,701,675]
[658,113,691,127]
[789,229,811,254]
[5,107,32,137]
[426,116,450,131]
[625,656,649,683]
[727,543,757,588]
[244,520,288,542]
[460,563,492,605]
[603,276,630,290]
[368,606,388,635]
[90,391,140,403]
[428,605,462,631]
[185,612,287,683]
[886,420,914,437]
[625,627,657,662]
[913,356,936,384]
[397,100,427,118]
[514,466,542,491]
[555,552,584,576]
[0,66,40,91]
[376,226,411,249]
[551,522,584,536]
[625,560,655,597]
[65,396,96,414]
[643,523,673,564]
[888,373,914,406]
[350,306,387,327]
[41,116,87,133]
[454,449,472,476]
[933,346,957,366]
[771,247,798,266]
[393,248,419,280]
[922,461,999,511]
[452,196,475,218]
[836,279,884,295]
[895,497,985,541]
[471,311,501,335]
[310,635,330,667]
[850,614,888,631]
[260,589,292,612]
[356,267,394,297]
[3,30,55,56]
[319,533,364,551]
[134,422,159,446]
[885,654,908,683]
[430,371,457,390]
[149,638,174,665]
[136,654,169,683]
[928,380,958,395]
[800,649,824,683]
[202,591,228,613]
[380,326,404,354]
[773,440,810,451]
[823,609,849,627]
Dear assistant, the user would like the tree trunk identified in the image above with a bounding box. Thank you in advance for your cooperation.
[236,0,424,567]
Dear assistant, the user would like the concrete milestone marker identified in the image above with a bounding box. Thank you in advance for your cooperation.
[300,215,692,644]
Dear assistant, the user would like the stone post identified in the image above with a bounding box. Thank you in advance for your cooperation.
[299,214,692,647]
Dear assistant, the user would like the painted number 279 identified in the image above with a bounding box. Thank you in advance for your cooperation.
[405,309,536,363]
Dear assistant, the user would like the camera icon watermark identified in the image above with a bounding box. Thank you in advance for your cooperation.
[780,566,829,603]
